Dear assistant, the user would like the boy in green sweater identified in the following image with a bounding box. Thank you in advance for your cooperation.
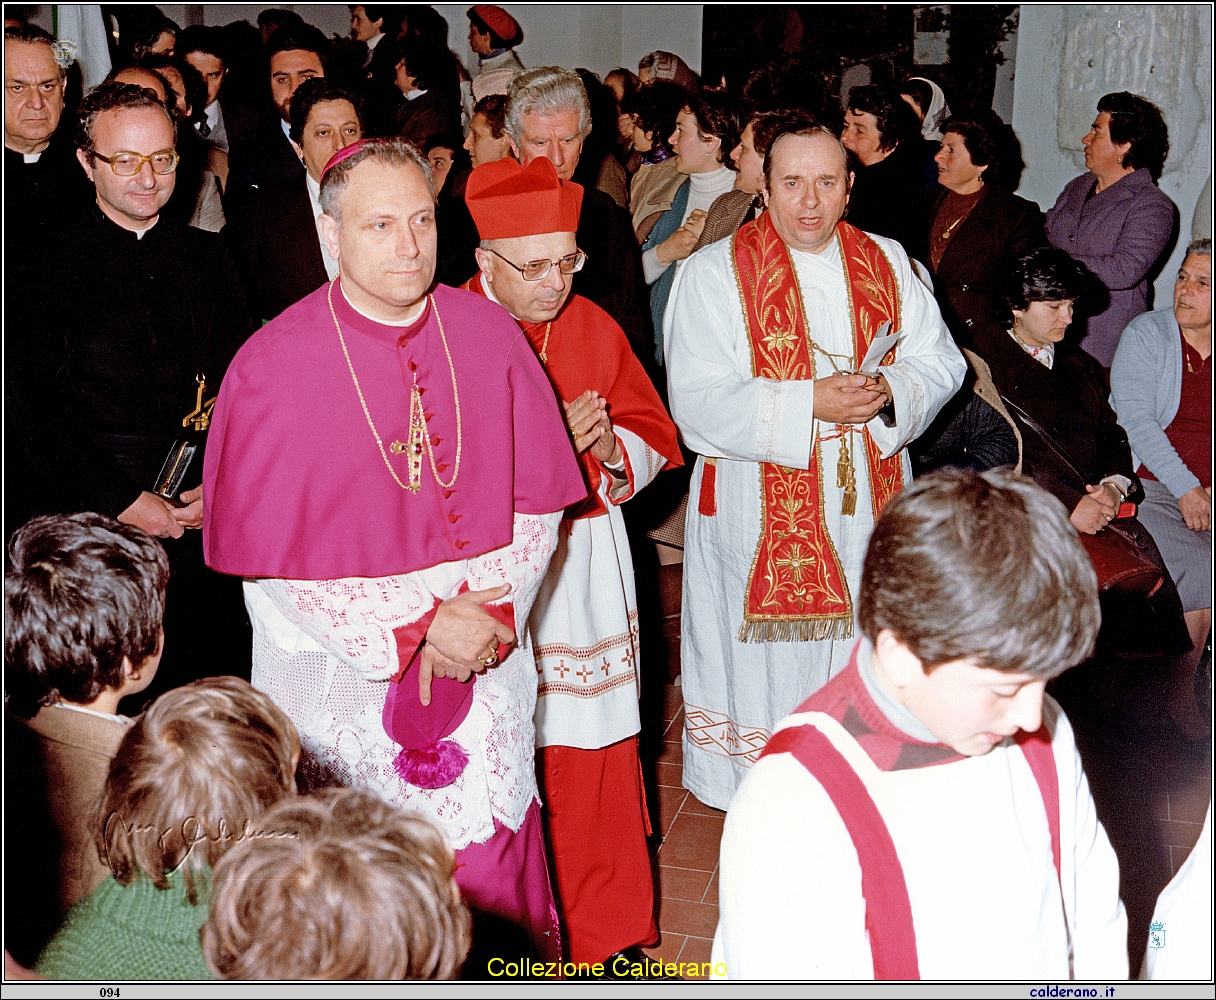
[35,677,300,980]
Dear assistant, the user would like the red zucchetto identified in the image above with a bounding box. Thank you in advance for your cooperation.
[465,156,583,240]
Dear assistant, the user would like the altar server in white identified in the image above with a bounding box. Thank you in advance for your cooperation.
[714,470,1128,979]
[664,115,965,809]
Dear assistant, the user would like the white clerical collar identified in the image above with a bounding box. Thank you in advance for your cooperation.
[480,274,519,319]
[23,151,42,163]
[132,217,159,239]
[340,282,427,326]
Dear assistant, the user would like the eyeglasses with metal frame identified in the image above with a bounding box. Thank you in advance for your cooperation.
[485,248,588,281]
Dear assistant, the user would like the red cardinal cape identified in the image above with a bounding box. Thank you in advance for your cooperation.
[466,273,682,518]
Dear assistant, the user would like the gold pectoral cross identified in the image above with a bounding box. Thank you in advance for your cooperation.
[390,376,428,493]
[182,374,218,432]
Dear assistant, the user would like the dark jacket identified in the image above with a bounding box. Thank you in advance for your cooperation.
[692,189,760,253]
[3,128,93,247]
[846,141,929,262]
[968,315,1142,514]
[396,88,462,150]
[1045,167,1178,367]
[929,184,1046,339]
[224,113,305,217]
[969,312,1191,660]
[227,176,329,324]
[574,188,648,358]
[14,207,252,519]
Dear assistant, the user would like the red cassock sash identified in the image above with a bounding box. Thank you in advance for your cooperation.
[731,215,904,642]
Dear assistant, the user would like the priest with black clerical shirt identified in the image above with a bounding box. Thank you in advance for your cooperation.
[15,81,254,695]
[4,25,95,534]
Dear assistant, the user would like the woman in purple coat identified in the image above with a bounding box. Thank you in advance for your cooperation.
[1046,91,1177,368]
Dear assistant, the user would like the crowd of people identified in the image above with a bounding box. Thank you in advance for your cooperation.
[4,3,1211,982]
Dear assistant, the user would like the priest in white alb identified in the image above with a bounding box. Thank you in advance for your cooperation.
[664,116,966,810]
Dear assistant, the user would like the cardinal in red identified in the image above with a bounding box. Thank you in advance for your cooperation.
[465,155,682,964]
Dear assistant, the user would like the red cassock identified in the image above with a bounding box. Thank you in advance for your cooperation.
[468,272,682,962]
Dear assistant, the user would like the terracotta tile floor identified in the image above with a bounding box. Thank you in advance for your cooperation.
[641,679,724,980]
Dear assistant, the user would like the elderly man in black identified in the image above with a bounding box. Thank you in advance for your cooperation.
[4,25,95,533]
[14,82,254,693]
[505,67,648,357]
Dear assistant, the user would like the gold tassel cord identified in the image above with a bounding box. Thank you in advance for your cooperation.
[836,432,858,517]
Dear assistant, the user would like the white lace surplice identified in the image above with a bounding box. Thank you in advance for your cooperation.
[244,511,561,850]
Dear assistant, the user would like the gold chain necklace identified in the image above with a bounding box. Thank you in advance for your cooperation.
[538,322,553,364]
[328,280,462,494]
[939,187,982,240]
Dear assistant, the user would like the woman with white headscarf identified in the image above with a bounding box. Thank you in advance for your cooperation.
[900,76,951,140]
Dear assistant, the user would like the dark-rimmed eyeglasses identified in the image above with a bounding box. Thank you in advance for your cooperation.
[90,148,180,176]
[486,248,588,282]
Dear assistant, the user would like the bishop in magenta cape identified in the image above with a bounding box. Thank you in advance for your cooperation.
[203,277,586,961]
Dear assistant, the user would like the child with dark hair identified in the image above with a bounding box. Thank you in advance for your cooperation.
[714,469,1129,979]
[5,512,168,959]
[203,787,471,979]
[33,677,300,980]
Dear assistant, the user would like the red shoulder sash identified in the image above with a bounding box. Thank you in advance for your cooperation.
[759,721,1063,980]
[730,216,903,642]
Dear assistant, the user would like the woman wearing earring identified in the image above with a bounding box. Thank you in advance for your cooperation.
[928,112,1045,342]
[640,89,741,367]
[1046,92,1176,368]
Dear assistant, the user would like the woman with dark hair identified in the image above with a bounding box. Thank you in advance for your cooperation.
[1046,92,1177,367]
[928,112,1046,340]
[840,85,930,261]
[969,247,1191,667]
[640,89,741,363]
[626,81,690,240]
[466,5,524,74]
[604,67,640,177]
[121,10,178,61]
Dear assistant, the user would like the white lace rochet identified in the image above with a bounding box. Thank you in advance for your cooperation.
[243,512,561,850]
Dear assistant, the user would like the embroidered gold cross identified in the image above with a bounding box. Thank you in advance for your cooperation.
[775,543,815,582]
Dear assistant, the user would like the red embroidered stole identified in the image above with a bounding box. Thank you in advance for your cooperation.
[731,215,903,642]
